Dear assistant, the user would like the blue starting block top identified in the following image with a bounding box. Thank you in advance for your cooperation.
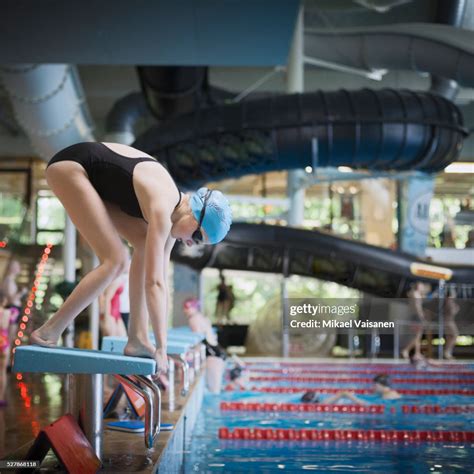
[101,336,192,355]
[171,325,216,336]
[13,345,156,375]
[168,332,204,344]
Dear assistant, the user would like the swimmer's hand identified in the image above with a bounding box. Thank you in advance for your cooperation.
[153,348,168,380]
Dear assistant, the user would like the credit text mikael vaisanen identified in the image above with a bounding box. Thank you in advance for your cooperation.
[290,319,395,329]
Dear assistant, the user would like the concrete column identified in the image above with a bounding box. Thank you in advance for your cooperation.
[360,179,396,247]
[172,263,200,327]
[287,5,305,227]
[281,277,290,358]
[63,215,76,347]
[399,173,435,256]
[90,254,100,350]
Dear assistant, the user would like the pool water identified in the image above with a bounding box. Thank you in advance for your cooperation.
[184,363,474,473]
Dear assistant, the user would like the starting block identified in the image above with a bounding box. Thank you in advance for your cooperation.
[13,344,162,465]
[101,336,195,396]
[13,345,156,375]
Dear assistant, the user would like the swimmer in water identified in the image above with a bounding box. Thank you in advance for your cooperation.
[300,374,401,405]
[409,350,443,370]
[226,364,248,391]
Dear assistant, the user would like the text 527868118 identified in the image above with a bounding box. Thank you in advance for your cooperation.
[0,460,40,469]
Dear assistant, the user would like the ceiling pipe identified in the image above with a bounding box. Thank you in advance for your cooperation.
[430,0,468,99]
[136,66,210,120]
[104,92,150,145]
[0,64,94,159]
[304,23,474,91]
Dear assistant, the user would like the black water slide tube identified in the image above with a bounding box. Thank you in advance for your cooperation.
[171,223,474,298]
[133,88,466,188]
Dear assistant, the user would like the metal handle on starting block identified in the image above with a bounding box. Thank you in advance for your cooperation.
[115,374,156,448]
[168,354,189,396]
[135,375,161,437]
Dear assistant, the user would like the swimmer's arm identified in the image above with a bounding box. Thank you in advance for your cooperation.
[324,391,367,405]
[230,355,245,368]
[345,392,368,405]
[163,235,175,325]
[145,210,172,353]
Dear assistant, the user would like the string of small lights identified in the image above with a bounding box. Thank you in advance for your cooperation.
[13,243,53,381]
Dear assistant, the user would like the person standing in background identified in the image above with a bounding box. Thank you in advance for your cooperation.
[119,250,131,331]
[215,271,235,324]
[99,277,127,338]
[0,290,12,406]
[184,297,226,393]
[402,282,431,360]
[444,287,460,360]
[465,229,474,248]
[1,259,26,366]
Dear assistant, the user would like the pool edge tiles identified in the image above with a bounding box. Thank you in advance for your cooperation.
[155,374,205,473]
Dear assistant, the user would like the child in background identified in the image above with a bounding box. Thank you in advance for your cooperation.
[99,277,127,338]
[183,298,226,393]
[0,290,12,407]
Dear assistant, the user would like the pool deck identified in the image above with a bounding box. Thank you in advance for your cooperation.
[2,357,472,471]
[2,368,205,473]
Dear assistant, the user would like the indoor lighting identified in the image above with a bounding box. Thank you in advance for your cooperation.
[444,162,474,173]
[338,166,353,173]
[305,166,313,173]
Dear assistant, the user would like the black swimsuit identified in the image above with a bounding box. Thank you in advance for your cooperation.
[47,142,181,220]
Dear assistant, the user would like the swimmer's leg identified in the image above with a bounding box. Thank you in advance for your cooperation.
[31,162,128,347]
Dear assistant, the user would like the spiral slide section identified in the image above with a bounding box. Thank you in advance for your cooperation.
[171,223,474,298]
[134,88,466,188]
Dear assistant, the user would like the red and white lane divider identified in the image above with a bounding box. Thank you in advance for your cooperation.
[220,401,474,415]
[249,368,474,377]
[221,402,385,413]
[249,376,474,385]
[218,427,474,442]
[226,386,474,396]
[246,362,473,369]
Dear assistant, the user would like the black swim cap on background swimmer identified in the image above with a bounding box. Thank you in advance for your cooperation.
[373,374,390,387]
[229,366,243,381]
[301,391,319,403]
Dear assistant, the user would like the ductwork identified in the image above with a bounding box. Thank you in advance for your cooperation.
[137,66,210,120]
[430,0,468,99]
[0,64,94,159]
[134,88,466,188]
[304,23,474,90]
[104,66,237,145]
[136,66,235,120]
[104,92,149,145]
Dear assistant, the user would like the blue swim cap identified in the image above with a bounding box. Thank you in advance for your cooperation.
[190,187,232,244]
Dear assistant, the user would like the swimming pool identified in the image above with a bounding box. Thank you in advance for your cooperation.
[184,362,474,473]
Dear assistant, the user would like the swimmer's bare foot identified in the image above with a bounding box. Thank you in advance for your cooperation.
[157,374,169,390]
[124,340,156,359]
[401,349,409,359]
[30,328,59,348]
